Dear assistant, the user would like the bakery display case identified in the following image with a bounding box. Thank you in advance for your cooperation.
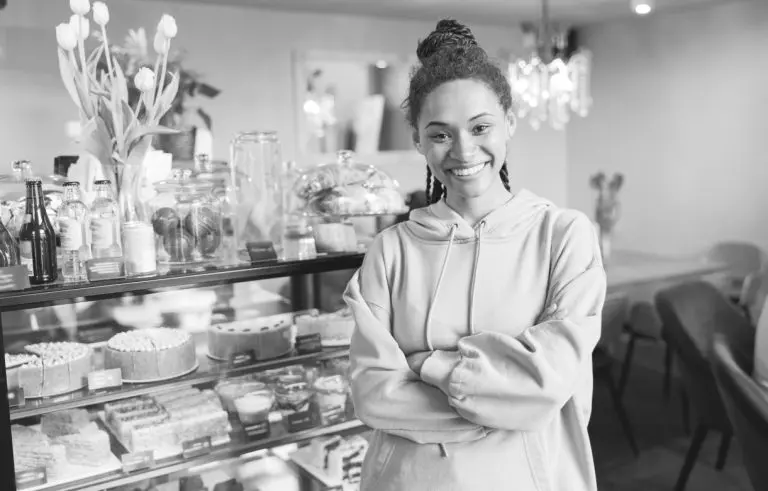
[0,253,369,491]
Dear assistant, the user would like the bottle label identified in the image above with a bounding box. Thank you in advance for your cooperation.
[19,240,32,274]
[59,218,83,251]
[91,218,114,249]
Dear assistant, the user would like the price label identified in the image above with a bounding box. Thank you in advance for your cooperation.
[0,266,30,292]
[182,436,212,459]
[121,450,154,473]
[88,368,123,392]
[287,402,317,433]
[246,241,277,262]
[8,387,25,409]
[243,420,270,440]
[229,350,256,368]
[295,333,322,354]
[85,257,125,282]
[16,467,46,489]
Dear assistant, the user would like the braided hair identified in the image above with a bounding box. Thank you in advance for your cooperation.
[404,19,513,204]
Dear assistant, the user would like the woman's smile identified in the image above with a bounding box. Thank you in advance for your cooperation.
[447,161,490,178]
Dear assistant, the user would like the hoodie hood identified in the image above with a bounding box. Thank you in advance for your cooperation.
[406,188,553,242]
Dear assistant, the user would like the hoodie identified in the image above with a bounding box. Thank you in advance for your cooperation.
[343,189,607,491]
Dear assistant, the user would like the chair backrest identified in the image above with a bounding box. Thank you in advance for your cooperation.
[712,332,768,491]
[599,292,629,353]
[707,241,765,279]
[743,266,768,324]
[654,281,747,430]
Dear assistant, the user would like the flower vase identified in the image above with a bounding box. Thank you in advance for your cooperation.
[112,146,157,277]
[599,228,613,263]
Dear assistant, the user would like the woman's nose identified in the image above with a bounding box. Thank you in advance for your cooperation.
[449,132,478,161]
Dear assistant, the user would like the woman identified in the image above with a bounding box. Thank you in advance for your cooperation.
[344,19,607,491]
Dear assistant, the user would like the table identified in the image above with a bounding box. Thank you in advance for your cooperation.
[606,250,729,293]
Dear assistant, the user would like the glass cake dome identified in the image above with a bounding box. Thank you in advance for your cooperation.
[289,150,408,218]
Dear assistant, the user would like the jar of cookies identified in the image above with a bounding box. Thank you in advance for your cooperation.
[149,170,223,265]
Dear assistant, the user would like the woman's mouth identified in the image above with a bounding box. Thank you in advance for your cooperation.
[449,162,489,177]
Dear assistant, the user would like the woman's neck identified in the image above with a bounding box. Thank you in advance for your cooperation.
[445,181,512,227]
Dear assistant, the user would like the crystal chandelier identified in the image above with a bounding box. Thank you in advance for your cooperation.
[508,0,593,130]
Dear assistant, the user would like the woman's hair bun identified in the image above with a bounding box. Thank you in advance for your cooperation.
[416,19,478,64]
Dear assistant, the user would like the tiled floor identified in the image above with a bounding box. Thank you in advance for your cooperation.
[589,339,753,491]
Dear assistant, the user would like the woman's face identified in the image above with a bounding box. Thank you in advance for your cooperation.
[415,79,513,200]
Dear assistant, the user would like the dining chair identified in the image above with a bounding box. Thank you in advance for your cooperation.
[738,266,768,325]
[654,281,739,491]
[711,325,768,491]
[706,241,765,302]
[593,291,640,457]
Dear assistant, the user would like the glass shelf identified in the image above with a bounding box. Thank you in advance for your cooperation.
[10,347,349,421]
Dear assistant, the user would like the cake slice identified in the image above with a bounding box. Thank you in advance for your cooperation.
[41,409,91,438]
[53,422,111,467]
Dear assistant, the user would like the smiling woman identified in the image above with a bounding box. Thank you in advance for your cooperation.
[343,18,608,491]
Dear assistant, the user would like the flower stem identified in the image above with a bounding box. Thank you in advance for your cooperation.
[76,16,90,113]
[100,25,115,88]
[155,39,170,125]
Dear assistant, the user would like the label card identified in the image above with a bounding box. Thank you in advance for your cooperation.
[287,402,317,433]
[243,420,270,440]
[246,241,277,262]
[8,387,25,409]
[319,404,346,426]
[88,368,123,392]
[121,450,155,473]
[295,333,322,354]
[229,350,256,368]
[16,467,46,489]
[0,265,30,292]
[182,436,212,459]
[85,257,125,282]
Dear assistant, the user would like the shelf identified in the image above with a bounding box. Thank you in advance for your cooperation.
[41,419,367,491]
[0,253,364,310]
[11,347,349,421]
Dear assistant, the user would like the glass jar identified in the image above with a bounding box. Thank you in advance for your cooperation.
[149,170,223,266]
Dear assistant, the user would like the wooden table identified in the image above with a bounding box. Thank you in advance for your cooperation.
[606,250,729,293]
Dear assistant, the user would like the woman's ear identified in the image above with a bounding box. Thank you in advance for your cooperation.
[506,110,517,139]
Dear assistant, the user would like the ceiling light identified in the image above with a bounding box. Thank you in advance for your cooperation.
[631,0,654,15]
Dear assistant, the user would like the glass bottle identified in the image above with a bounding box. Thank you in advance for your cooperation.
[18,177,58,284]
[0,219,20,267]
[89,179,122,259]
[58,182,90,282]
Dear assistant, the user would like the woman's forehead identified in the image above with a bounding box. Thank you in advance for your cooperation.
[421,79,504,124]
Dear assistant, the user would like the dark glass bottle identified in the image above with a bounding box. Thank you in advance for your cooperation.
[18,178,58,284]
[0,219,20,267]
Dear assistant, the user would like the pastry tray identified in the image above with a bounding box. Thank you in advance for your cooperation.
[21,424,122,491]
[287,445,360,491]
[97,411,232,461]
[120,362,200,384]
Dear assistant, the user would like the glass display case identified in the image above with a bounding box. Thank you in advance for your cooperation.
[0,253,368,491]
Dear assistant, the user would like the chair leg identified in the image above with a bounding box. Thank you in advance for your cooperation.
[618,331,637,400]
[675,425,709,491]
[664,344,674,401]
[681,388,691,436]
[604,368,640,457]
[715,433,732,470]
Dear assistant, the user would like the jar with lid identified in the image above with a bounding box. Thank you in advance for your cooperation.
[149,169,223,265]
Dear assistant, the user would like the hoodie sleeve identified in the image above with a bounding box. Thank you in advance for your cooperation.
[344,231,488,444]
[419,211,606,431]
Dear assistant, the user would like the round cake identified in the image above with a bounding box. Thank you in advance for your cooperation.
[208,313,295,362]
[295,308,355,347]
[104,328,197,382]
[10,342,92,398]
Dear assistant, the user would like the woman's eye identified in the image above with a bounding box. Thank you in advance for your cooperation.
[473,124,491,135]
[429,133,450,143]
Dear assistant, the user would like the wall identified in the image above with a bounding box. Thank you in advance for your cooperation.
[0,0,568,205]
[567,0,768,255]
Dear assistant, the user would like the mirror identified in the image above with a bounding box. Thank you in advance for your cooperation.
[293,50,417,157]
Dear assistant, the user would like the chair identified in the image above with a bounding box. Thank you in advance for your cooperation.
[706,241,765,302]
[593,292,640,457]
[655,281,741,491]
[739,266,768,325]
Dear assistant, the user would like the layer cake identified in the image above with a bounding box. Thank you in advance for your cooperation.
[104,328,197,382]
[10,342,92,398]
[208,313,295,361]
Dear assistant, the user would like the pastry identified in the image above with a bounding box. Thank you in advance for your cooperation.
[233,389,274,425]
[313,375,348,425]
[41,409,91,437]
[15,342,92,398]
[12,425,68,480]
[310,435,368,483]
[52,422,111,467]
[208,313,295,361]
[295,308,355,346]
[104,328,197,382]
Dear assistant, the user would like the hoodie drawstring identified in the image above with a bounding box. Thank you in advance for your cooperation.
[424,224,457,351]
[468,220,485,336]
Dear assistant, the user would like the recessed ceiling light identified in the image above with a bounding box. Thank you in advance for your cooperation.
[631,0,654,15]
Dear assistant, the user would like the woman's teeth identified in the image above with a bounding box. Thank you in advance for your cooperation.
[450,162,487,177]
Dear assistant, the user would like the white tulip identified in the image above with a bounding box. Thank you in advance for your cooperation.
[157,14,177,39]
[55,23,78,51]
[69,0,90,15]
[134,67,156,93]
[153,30,168,55]
[69,14,90,40]
[92,2,109,26]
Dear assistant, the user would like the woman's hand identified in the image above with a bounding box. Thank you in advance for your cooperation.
[406,351,433,375]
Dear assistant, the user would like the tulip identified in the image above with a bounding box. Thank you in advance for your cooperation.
[134,67,156,93]
[69,14,90,40]
[55,23,77,51]
[157,14,177,39]
[69,0,90,15]
[92,1,109,26]
[153,30,168,55]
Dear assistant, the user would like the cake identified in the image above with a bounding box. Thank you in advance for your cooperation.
[295,308,355,346]
[313,375,349,425]
[50,422,112,467]
[13,342,92,398]
[104,328,197,382]
[208,313,295,361]
[41,409,91,437]
[310,435,368,484]
[12,425,68,480]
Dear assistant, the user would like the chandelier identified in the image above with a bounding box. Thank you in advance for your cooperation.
[508,0,593,130]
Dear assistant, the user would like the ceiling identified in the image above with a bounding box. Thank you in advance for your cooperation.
[143,0,739,26]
